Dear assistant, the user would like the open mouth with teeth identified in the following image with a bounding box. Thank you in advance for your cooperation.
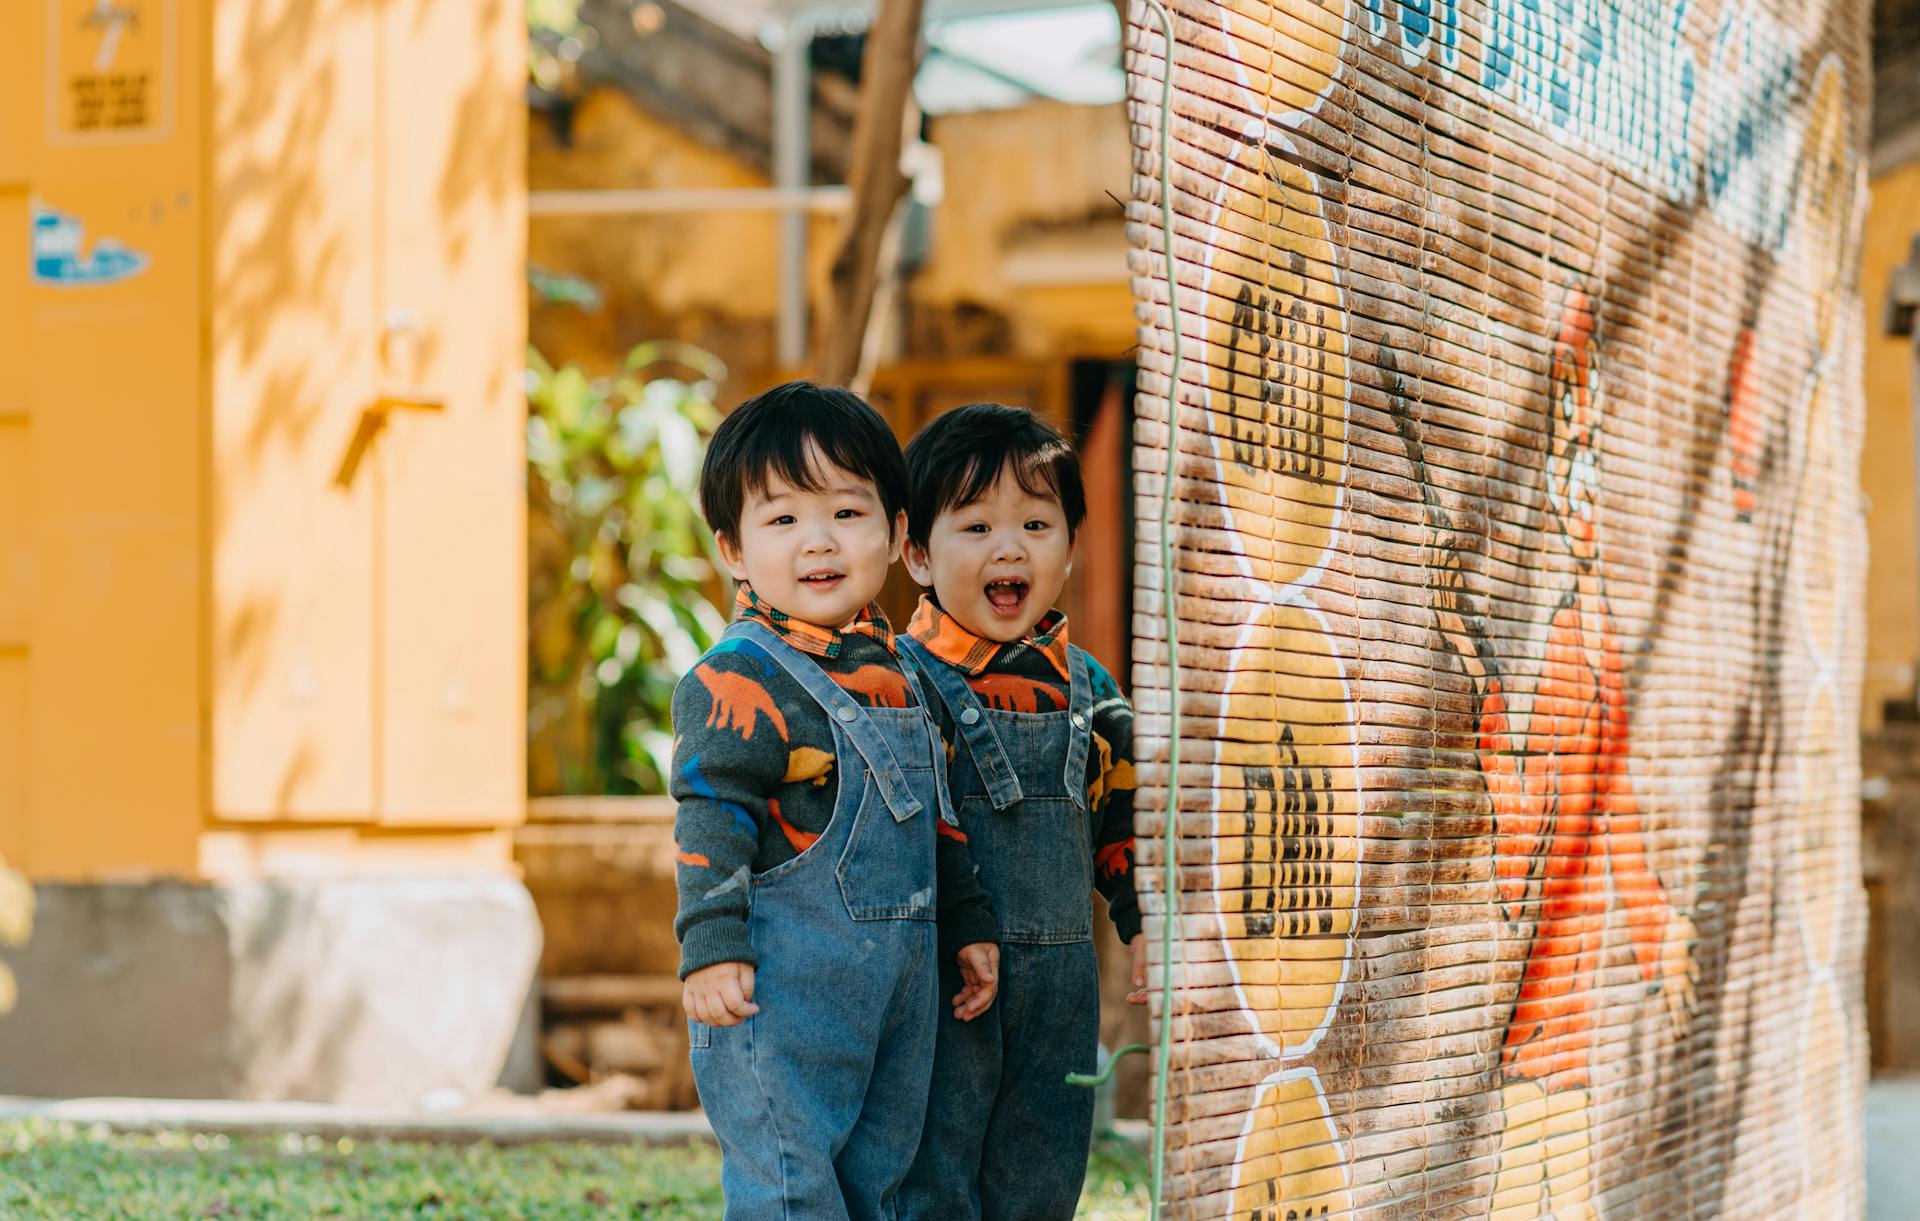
[800,569,845,591]
[984,578,1030,618]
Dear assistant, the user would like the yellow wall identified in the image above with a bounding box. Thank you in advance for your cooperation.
[529,92,1140,384]
[528,86,840,389]
[913,102,1137,359]
[5,0,525,882]
[11,0,204,878]
[1861,156,1920,728]
[0,10,29,874]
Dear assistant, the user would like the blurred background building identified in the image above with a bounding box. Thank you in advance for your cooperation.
[0,0,1916,1113]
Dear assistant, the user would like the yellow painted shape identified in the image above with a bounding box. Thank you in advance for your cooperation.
[1210,601,1357,1035]
[1225,1071,1354,1219]
[783,747,834,786]
[1189,143,1348,592]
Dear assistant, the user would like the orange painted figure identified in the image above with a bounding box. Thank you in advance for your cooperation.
[1478,602,1670,1085]
[1482,289,1676,1086]
[1480,287,1694,1220]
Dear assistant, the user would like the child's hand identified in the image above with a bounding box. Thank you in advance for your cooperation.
[1126,933,1149,1005]
[952,942,1000,1021]
[683,962,760,1028]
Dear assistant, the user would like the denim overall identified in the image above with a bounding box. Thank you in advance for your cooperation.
[897,637,1099,1221]
[689,619,951,1221]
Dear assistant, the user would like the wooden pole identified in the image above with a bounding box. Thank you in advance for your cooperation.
[813,0,925,387]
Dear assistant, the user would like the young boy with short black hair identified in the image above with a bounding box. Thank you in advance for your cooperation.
[671,380,1000,1221]
[895,403,1144,1221]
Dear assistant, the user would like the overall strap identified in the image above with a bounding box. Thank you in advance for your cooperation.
[1064,645,1094,811]
[723,620,924,823]
[899,636,1024,811]
[893,651,958,829]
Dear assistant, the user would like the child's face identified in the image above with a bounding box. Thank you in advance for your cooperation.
[904,465,1074,643]
[716,448,903,628]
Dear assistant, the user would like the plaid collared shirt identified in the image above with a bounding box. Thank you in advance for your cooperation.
[906,595,1071,683]
[735,583,896,660]
[901,592,1139,945]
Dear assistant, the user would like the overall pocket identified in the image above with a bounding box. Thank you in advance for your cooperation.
[966,793,1092,942]
[836,775,938,921]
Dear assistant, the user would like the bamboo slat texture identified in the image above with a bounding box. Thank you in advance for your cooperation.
[1123,1,1871,1217]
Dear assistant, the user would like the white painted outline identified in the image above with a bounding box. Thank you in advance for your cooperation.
[1154,3,1360,1213]
[1178,0,1355,1067]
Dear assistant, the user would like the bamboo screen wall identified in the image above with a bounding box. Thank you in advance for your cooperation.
[1123,1,1871,1217]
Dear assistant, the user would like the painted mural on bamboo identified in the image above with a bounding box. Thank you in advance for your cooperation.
[1123,0,1870,1217]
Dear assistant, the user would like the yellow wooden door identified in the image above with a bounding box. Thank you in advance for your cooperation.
[208,0,380,821]
[372,0,526,824]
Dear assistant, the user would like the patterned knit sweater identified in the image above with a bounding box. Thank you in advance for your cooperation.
[670,586,997,978]
[907,596,1142,945]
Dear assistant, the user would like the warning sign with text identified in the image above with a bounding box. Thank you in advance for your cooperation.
[49,0,174,142]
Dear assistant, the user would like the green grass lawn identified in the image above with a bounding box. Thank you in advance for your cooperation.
[0,1121,1151,1219]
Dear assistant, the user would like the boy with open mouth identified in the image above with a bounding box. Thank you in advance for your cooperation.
[894,403,1145,1221]
[670,381,1000,1221]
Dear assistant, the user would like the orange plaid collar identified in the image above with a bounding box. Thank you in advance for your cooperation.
[734,583,895,660]
[907,595,1070,682]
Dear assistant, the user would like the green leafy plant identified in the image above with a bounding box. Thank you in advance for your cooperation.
[527,342,730,796]
[527,0,599,92]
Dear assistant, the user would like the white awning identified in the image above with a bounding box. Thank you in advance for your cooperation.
[677,0,1125,115]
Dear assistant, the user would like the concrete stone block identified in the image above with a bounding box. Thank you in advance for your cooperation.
[0,877,542,1106]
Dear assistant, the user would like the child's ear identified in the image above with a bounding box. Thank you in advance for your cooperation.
[890,510,909,550]
[714,531,750,583]
[903,535,935,587]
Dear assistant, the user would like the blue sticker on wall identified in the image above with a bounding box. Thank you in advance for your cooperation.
[31,202,148,286]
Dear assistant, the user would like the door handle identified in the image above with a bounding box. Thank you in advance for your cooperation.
[333,392,445,487]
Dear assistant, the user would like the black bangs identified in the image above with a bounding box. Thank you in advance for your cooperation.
[698,380,908,543]
[904,403,1087,546]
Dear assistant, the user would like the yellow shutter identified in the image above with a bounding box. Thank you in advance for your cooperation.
[208,0,379,820]
[371,0,526,824]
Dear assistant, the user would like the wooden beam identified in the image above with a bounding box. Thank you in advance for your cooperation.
[543,974,686,1014]
[814,0,926,387]
[525,796,675,824]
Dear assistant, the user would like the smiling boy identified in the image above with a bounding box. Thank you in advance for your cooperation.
[670,381,999,1221]
[894,403,1143,1221]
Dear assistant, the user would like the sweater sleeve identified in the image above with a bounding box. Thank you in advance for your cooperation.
[669,646,792,978]
[936,819,998,959]
[1084,653,1142,945]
